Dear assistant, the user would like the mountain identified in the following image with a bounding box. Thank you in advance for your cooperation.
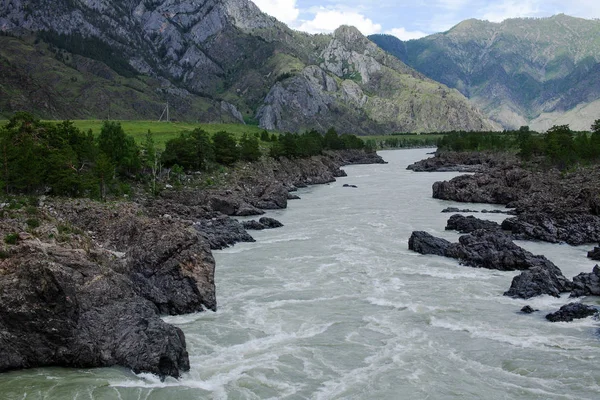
[370,15,600,131]
[0,0,496,133]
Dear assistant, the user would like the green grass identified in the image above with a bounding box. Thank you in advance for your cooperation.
[67,120,274,148]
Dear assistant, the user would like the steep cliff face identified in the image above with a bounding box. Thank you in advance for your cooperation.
[370,15,600,130]
[257,26,498,133]
[0,0,496,133]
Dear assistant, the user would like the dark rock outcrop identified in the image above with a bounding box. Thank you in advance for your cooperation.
[442,207,479,213]
[406,152,505,172]
[545,303,598,322]
[445,214,501,233]
[432,167,530,204]
[194,216,255,250]
[571,265,600,297]
[242,217,284,230]
[445,230,559,271]
[242,220,266,230]
[343,184,358,188]
[520,305,538,313]
[409,229,572,298]
[0,235,189,378]
[504,266,573,299]
[502,212,600,245]
[259,217,284,229]
[588,247,600,261]
[408,231,451,256]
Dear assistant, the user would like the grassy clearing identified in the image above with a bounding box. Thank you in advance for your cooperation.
[67,120,273,147]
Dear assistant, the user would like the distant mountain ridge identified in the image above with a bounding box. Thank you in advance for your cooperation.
[0,0,496,133]
[370,14,600,131]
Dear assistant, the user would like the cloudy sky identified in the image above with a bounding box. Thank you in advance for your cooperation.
[252,0,600,40]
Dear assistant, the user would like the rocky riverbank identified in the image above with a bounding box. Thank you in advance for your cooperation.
[408,151,600,319]
[0,149,385,378]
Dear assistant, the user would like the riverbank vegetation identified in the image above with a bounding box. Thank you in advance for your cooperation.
[0,112,369,199]
[436,123,600,170]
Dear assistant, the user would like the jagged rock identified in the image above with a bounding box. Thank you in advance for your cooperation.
[253,183,289,210]
[259,217,284,229]
[0,240,189,378]
[242,220,265,230]
[445,214,501,233]
[408,231,451,257]
[407,152,510,172]
[502,212,600,245]
[520,305,538,313]
[442,207,479,213]
[571,265,600,297]
[545,303,598,322]
[235,203,265,217]
[445,230,559,271]
[194,216,255,250]
[588,247,600,261]
[287,193,301,200]
[482,209,514,214]
[504,266,573,299]
[432,168,528,204]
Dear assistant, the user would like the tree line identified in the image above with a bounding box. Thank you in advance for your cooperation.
[0,112,368,199]
[436,122,600,170]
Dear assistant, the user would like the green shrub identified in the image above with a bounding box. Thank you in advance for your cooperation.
[4,233,19,245]
[26,218,40,229]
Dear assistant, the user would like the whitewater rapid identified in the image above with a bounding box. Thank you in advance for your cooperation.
[1,149,599,399]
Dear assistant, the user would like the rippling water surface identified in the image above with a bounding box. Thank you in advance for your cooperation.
[2,149,600,399]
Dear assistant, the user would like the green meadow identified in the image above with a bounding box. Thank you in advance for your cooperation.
[68,120,272,147]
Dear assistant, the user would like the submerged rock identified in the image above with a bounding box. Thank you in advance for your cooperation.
[520,305,538,314]
[545,303,598,322]
[442,207,479,213]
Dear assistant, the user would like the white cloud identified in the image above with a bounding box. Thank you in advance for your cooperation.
[387,27,428,40]
[480,0,540,22]
[252,0,300,25]
[296,8,382,35]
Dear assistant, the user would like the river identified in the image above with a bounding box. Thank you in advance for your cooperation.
[1,149,599,399]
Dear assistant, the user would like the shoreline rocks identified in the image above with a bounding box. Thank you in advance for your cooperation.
[0,148,385,378]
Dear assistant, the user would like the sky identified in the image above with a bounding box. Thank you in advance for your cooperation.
[251,0,600,40]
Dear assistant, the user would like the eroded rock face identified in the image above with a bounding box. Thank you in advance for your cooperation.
[0,239,189,378]
[546,303,598,322]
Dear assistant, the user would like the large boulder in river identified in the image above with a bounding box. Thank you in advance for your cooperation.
[504,266,573,299]
[445,214,501,233]
[445,230,558,271]
[545,303,598,322]
[259,217,284,229]
[408,231,451,256]
[571,265,600,297]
